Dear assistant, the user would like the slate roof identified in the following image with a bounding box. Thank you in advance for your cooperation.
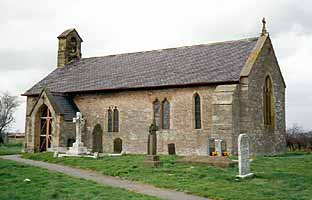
[29,88,79,120]
[51,93,79,121]
[24,37,258,96]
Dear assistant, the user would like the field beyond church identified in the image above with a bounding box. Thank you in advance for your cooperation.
[0,140,23,155]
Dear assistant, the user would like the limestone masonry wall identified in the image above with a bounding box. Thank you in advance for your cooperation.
[24,97,37,152]
[240,38,286,155]
[212,85,240,155]
[74,86,217,155]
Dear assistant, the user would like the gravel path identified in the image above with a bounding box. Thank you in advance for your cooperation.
[1,155,209,200]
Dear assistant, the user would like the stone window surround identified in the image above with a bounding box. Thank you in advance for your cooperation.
[153,99,161,129]
[193,92,202,130]
[161,98,170,130]
[153,98,171,130]
[263,74,275,128]
[113,107,119,132]
[107,106,119,133]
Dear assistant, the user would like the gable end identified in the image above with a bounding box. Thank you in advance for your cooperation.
[240,34,286,88]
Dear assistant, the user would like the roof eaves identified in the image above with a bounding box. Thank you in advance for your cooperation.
[22,81,241,96]
[65,80,241,94]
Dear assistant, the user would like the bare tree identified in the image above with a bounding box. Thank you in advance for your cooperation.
[0,91,20,144]
[287,124,304,135]
[286,124,312,151]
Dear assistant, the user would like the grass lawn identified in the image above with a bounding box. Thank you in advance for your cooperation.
[0,159,159,200]
[0,140,23,155]
[23,152,312,200]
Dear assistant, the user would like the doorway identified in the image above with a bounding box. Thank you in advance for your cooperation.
[39,105,52,152]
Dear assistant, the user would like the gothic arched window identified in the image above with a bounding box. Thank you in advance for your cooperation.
[264,76,274,127]
[113,107,119,132]
[194,93,201,129]
[107,108,113,132]
[153,99,160,129]
[161,99,170,129]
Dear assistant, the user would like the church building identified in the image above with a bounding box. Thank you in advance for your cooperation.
[23,20,286,156]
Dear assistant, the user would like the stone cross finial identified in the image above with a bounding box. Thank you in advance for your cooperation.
[261,17,267,36]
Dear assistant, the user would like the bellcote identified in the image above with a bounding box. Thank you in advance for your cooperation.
[57,28,83,68]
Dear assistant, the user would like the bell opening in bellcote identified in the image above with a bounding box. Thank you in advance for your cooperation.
[57,28,83,68]
[69,37,78,61]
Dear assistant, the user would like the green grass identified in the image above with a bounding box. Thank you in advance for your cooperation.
[0,158,159,200]
[23,152,312,200]
[0,140,23,155]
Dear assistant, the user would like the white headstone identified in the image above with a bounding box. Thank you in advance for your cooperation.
[53,151,59,158]
[215,139,223,156]
[94,152,99,159]
[236,134,254,178]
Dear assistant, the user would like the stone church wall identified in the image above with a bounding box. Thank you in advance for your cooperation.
[58,121,75,151]
[212,84,241,155]
[240,38,286,155]
[24,96,38,152]
[73,86,217,155]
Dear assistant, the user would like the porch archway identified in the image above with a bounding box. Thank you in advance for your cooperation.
[36,104,52,152]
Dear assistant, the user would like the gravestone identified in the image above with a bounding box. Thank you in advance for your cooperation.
[221,140,227,155]
[215,139,223,156]
[94,152,99,159]
[208,138,215,156]
[53,151,59,158]
[67,138,75,148]
[92,124,103,153]
[144,121,161,167]
[236,134,254,178]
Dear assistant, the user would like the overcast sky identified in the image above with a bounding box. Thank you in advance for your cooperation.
[0,0,311,132]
